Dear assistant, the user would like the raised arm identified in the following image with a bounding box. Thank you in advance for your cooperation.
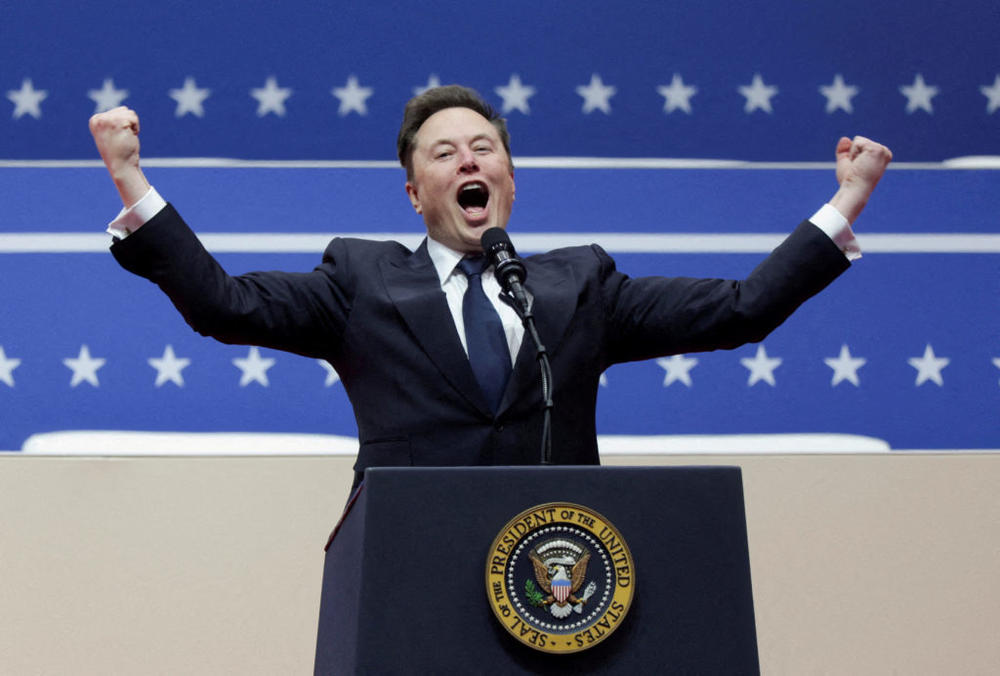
[89,106,151,211]
[827,135,893,225]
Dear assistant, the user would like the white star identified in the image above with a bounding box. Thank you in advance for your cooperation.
[318,360,340,387]
[169,77,211,118]
[0,346,21,387]
[233,346,275,387]
[738,73,779,114]
[63,345,106,388]
[250,76,293,117]
[899,74,939,114]
[413,74,442,96]
[148,345,191,387]
[656,74,697,114]
[740,345,782,387]
[88,78,129,113]
[656,354,698,387]
[495,74,536,114]
[576,73,616,114]
[6,78,47,119]
[824,344,866,387]
[993,357,1000,385]
[908,344,949,386]
[819,74,859,114]
[331,75,373,116]
[980,75,1000,114]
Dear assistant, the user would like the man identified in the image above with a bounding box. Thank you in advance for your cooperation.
[90,85,892,490]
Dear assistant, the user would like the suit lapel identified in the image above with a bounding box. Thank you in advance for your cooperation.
[497,257,576,415]
[379,240,493,416]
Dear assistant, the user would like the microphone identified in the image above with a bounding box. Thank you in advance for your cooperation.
[481,227,554,465]
[481,227,528,312]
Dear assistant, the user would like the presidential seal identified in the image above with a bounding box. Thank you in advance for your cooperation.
[485,502,635,653]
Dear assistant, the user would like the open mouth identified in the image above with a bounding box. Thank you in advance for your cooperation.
[457,181,489,215]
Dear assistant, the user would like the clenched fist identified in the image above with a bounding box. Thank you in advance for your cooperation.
[89,106,150,209]
[830,136,893,225]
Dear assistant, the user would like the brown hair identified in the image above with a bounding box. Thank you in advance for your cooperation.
[397,85,512,179]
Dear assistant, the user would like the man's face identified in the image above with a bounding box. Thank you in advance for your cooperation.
[405,107,515,254]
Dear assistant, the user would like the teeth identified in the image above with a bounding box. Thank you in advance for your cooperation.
[462,182,486,192]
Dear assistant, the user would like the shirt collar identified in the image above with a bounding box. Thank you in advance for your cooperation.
[426,236,473,286]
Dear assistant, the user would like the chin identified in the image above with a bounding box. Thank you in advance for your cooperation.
[462,236,486,252]
[462,221,491,239]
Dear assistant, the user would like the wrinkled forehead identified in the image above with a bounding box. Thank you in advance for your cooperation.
[413,106,501,152]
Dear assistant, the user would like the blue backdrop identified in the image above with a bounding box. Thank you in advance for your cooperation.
[1,1,998,451]
[3,0,999,161]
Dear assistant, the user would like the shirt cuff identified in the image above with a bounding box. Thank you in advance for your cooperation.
[809,203,861,261]
[106,186,167,239]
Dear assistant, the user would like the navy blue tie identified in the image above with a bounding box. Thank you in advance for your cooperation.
[458,256,512,412]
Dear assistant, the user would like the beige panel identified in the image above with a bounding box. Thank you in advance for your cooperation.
[1,453,997,675]
[0,456,354,675]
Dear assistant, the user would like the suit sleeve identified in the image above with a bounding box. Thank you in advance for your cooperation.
[110,203,352,359]
[600,220,851,364]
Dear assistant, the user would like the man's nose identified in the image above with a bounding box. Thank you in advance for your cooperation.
[458,147,479,172]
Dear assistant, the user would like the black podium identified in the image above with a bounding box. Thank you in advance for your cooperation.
[314,466,759,674]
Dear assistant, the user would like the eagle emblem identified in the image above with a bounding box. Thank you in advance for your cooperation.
[528,539,598,619]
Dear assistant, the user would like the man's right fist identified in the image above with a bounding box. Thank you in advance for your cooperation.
[89,106,149,208]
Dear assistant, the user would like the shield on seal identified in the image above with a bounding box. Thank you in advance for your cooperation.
[552,577,571,604]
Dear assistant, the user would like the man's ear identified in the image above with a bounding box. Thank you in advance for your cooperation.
[405,181,422,214]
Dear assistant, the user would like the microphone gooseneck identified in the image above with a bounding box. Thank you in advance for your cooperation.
[480,228,554,465]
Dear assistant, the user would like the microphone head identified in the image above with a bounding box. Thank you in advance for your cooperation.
[481,227,525,289]
[481,227,515,257]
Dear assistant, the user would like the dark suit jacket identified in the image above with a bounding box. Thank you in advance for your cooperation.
[112,205,849,485]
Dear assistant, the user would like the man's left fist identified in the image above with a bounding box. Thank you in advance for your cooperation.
[835,136,893,193]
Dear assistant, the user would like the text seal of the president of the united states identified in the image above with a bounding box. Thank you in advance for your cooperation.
[485,502,635,653]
